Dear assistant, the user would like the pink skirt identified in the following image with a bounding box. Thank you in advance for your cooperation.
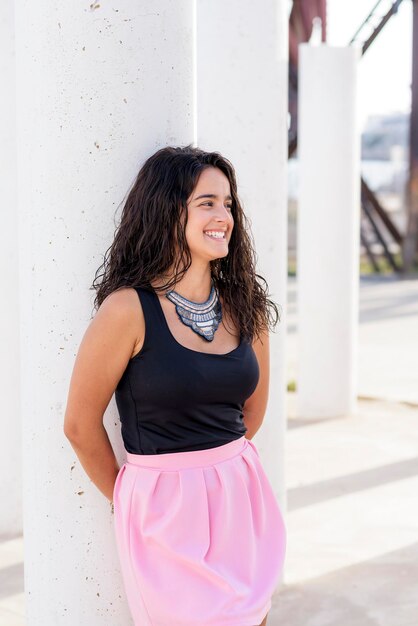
[112,435,286,626]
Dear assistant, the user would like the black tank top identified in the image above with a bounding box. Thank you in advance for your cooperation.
[114,285,260,454]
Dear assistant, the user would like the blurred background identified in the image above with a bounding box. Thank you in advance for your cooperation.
[286,0,418,406]
[288,0,413,276]
[282,1,418,624]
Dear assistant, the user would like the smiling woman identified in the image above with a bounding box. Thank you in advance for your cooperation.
[185,167,234,265]
[64,145,286,626]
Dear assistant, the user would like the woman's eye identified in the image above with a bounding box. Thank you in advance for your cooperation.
[202,202,233,211]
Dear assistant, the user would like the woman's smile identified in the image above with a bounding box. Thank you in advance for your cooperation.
[203,229,227,243]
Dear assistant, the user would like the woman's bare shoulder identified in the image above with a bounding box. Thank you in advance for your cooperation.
[101,285,140,308]
[98,287,145,355]
[64,287,145,438]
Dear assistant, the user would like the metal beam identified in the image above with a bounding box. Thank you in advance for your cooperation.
[403,0,418,270]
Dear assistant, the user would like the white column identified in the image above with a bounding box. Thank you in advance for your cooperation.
[196,0,288,577]
[0,0,21,536]
[15,2,195,624]
[297,44,361,418]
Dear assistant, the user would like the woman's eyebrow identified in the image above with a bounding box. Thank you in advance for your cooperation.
[194,193,233,201]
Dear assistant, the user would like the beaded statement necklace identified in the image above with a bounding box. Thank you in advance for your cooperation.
[165,280,222,342]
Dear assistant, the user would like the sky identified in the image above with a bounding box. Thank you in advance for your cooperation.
[326,0,412,129]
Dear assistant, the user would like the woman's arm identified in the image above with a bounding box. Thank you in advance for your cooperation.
[63,287,143,503]
[242,328,270,439]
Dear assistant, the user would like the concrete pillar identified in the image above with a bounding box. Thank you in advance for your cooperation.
[0,0,21,536]
[14,2,195,624]
[297,44,361,418]
[196,0,289,576]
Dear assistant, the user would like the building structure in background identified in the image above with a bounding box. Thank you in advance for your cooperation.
[288,0,418,273]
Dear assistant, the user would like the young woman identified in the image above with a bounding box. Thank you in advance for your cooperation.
[64,145,286,626]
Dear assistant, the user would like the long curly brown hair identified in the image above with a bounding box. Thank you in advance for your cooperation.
[91,144,281,343]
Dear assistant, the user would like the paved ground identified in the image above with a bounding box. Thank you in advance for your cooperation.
[287,273,418,406]
[1,274,417,625]
[356,275,418,406]
[270,395,418,626]
[0,533,24,626]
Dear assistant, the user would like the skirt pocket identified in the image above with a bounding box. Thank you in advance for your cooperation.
[113,462,127,504]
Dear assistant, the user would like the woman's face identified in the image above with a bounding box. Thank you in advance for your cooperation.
[184,167,234,264]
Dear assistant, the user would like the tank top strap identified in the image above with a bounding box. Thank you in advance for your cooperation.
[134,285,168,352]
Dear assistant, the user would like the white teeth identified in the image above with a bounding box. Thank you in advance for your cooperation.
[204,231,225,239]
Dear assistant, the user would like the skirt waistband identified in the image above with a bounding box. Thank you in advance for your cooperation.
[126,435,249,470]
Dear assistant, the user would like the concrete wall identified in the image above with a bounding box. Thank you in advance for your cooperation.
[0,0,21,537]
[15,2,195,623]
[297,44,361,419]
